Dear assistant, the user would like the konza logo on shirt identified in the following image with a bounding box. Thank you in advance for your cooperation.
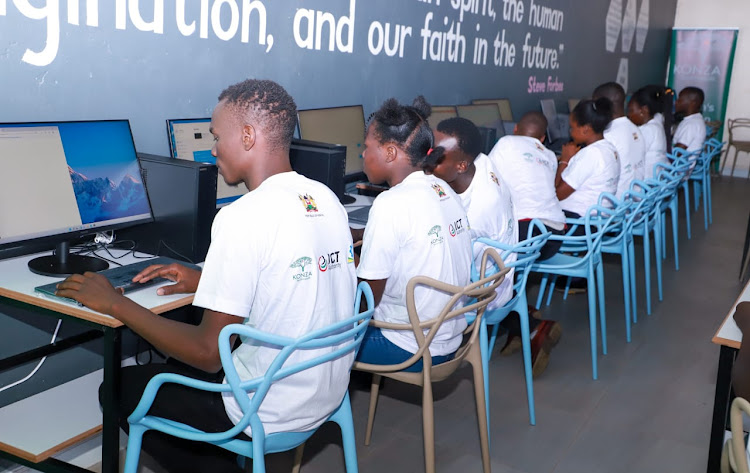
[449,218,466,237]
[318,250,342,272]
[428,225,444,245]
[489,172,500,186]
[431,183,448,198]
[290,256,313,281]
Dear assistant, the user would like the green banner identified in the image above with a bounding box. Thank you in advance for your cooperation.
[668,28,738,142]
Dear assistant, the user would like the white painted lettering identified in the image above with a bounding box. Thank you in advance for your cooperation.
[176,0,196,36]
[13,0,60,67]
[211,0,239,41]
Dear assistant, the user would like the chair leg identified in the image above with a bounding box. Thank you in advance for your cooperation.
[422,382,436,473]
[708,171,713,224]
[479,321,492,439]
[703,175,709,230]
[364,374,382,446]
[546,275,558,306]
[661,214,667,258]
[470,355,492,473]
[629,239,638,324]
[596,262,607,356]
[517,303,536,426]
[731,147,739,177]
[291,444,305,473]
[670,199,680,271]
[536,274,549,310]
[587,266,598,380]
[621,249,631,343]
[562,276,573,301]
[720,146,729,175]
[252,434,266,473]
[683,182,692,240]
[123,425,147,473]
[643,230,652,316]
[654,224,663,302]
[330,393,359,473]
[488,322,502,357]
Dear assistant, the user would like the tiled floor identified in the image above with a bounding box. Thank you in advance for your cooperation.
[7,176,750,473]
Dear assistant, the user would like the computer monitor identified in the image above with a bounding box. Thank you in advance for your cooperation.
[167,118,248,208]
[289,139,347,203]
[297,106,366,181]
[0,120,153,276]
[472,98,513,122]
[568,98,581,114]
[540,99,564,142]
[456,104,505,141]
[429,106,459,129]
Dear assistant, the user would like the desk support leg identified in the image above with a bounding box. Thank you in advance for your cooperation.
[707,345,736,473]
[101,327,122,473]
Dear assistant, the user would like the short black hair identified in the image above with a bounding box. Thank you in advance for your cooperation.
[435,117,482,160]
[572,98,613,134]
[681,86,705,107]
[218,79,297,152]
[369,96,434,168]
[630,85,669,117]
[516,111,548,139]
[592,82,626,108]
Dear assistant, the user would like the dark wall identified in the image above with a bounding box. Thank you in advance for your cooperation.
[0,0,677,400]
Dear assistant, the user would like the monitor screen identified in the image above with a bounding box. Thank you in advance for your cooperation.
[167,118,248,207]
[297,106,366,177]
[540,99,563,141]
[472,99,513,122]
[457,104,505,139]
[429,106,458,130]
[568,98,581,114]
[0,120,153,274]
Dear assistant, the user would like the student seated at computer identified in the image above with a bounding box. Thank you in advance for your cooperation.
[56,79,357,473]
[592,82,645,197]
[429,117,561,376]
[352,96,472,371]
[673,86,706,156]
[627,85,670,179]
[488,111,566,260]
[556,98,619,219]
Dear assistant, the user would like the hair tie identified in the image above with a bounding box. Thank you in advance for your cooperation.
[592,101,597,111]
[427,147,434,156]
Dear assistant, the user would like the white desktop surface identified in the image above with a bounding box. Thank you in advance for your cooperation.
[0,250,196,328]
[712,279,750,348]
[345,193,374,230]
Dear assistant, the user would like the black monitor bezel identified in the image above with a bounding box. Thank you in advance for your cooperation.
[166,117,212,160]
[472,98,514,122]
[0,119,154,261]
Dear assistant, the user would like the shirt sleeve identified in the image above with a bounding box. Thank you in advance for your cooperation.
[357,196,401,281]
[561,148,595,190]
[192,206,261,318]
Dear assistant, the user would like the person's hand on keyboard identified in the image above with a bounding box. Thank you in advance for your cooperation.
[132,263,201,296]
[55,272,126,314]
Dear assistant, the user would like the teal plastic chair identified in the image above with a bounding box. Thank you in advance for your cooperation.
[691,138,724,230]
[667,147,701,240]
[628,179,664,317]
[467,221,550,428]
[653,158,692,270]
[531,206,618,380]
[123,282,375,473]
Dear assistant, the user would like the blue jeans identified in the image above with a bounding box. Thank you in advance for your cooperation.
[356,326,455,372]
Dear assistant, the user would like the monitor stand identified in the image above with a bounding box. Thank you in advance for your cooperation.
[340,193,356,205]
[28,241,109,277]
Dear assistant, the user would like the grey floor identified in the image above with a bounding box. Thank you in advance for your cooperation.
[266,176,750,473]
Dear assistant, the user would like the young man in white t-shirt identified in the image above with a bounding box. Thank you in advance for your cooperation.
[488,111,566,260]
[352,97,473,370]
[430,116,561,377]
[673,86,706,155]
[593,82,646,197]
[57,80,356,473]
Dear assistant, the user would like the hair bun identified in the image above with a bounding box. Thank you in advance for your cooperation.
[411,95,432,120]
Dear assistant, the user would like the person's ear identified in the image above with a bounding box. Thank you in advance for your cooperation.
[385,144,398,163]
[456,159,469,174]
[540,134,546,144]
[242,124,256,151]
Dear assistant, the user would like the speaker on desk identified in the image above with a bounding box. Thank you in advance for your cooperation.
[118,153,217,264]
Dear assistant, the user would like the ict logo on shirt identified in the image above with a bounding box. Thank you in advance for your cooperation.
[318,251,341,272]
[449,218,466,237]
[431,183,447,198]
[428,225,444,245]
[489,172,500,186]
[290,256,313,281]
[299,194,319,213]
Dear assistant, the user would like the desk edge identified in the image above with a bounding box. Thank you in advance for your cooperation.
[0,425,102,463]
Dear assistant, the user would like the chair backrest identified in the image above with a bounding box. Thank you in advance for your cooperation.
[472,219,551,298]
[728,397,750,473]
[729,118,750,143]
[218,281,376,437]
[355,248,509,373]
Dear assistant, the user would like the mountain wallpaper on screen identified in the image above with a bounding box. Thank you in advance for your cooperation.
[68,166,150,224]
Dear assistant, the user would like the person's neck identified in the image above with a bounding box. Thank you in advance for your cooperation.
[387,165,421,187]
[243,150,293,192]
[451,163,476,195]
[584,133,604,146]
[612,109,625,119]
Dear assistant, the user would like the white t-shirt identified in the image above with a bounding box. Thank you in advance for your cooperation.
[640,114,669,179]
[488,135,565,227]
[674,112,706,153]
[458,153,518,310]
[357,171,472,356]
[560,140,620,216]
[604,116,646,197]
[193,171,357,436]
